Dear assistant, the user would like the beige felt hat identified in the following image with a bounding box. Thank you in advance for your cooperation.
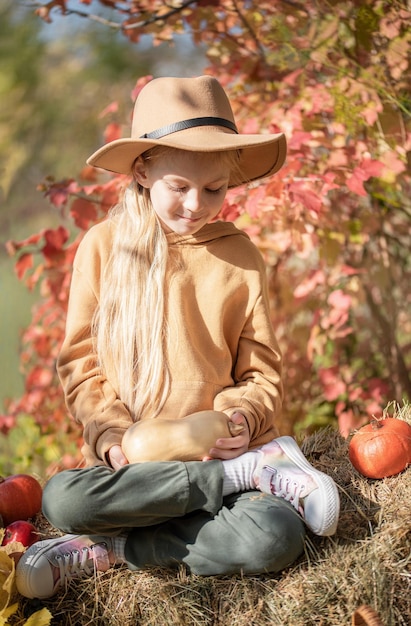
[87,75,287,187]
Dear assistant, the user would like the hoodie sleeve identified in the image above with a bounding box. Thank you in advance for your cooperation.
[212,252,283,447]
[57,225,133,466]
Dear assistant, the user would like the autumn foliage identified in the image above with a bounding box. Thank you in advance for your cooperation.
[2,0,411,473]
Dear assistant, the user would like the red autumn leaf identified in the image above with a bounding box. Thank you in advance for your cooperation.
[348,387,362,403]
[80,165,99,182]
[5,240,18,256]
[321,307,349,331]
[104,122,122,144]
[288,131,313,151]
[319,367,346,401]
[312,290,353,335]
[26,365,54,389]
[340,265,362,276]
[363,378,390,403]
[327,289,351,311]
[289,180,322,214]
[361,103,382,126]
[7,231,43,255]
[0,413,16,435]
[70,197,98,230]
[294,269,326,299]
[42,226,70,260]
[337,408,367,437]
[346,159,384,196]
[283,68,303,86]
[25,263,45,291]
[346,173,367,196]
[27,327,51,358]
[99,101,119,119]
[218,200,241,222]
[15,252,34,280]
[83,184,102,196]
[46,180,76,207]
[245,186,267,218]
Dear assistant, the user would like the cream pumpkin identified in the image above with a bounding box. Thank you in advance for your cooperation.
[122,410,245,463]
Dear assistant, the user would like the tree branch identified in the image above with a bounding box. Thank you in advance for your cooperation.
[231,0,267,61]
[25,0,198,31]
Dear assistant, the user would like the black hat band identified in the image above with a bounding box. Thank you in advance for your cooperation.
[141,117,238,140]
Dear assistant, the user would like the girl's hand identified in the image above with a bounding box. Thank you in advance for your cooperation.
[205,412,250,461]
[108,445,129,470]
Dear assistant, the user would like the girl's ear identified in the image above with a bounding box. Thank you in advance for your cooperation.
[133,157,150,188]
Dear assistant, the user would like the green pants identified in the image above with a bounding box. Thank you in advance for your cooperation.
[42,460,305,575]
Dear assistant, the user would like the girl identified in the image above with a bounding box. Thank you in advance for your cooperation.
[16,76,339,599]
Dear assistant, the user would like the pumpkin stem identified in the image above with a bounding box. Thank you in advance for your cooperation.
[371,419,382,430]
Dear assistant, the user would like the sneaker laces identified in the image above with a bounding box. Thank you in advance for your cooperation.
[264,465,305,515]
[55,543,107,586]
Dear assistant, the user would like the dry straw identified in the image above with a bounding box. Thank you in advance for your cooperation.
[13,403,411,626]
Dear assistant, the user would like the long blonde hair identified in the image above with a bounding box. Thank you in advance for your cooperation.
[93,147,243,421]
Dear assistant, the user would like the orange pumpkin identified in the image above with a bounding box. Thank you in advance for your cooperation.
[349,418,411,479]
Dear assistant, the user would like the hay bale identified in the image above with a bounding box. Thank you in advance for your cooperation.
[13,407,411,626]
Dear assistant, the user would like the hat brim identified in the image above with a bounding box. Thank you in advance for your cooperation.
[86,130,287,187]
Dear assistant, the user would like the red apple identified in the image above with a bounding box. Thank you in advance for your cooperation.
[0,474,43,525]
[2,520,40,548]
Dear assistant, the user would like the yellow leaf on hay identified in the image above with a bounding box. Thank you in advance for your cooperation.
[23,607,53,626]
[0,551,15,613]
[0,602,19,625]
[1,542,26,558]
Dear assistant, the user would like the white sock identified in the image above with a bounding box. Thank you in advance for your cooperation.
[222,451,259,496]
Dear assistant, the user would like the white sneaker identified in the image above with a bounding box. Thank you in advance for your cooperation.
[16,534,116,599]
[253,436,340,536]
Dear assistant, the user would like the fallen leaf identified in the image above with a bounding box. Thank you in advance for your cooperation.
[0,601,19,625]
[0,551,15,613]
[24,607,53,626]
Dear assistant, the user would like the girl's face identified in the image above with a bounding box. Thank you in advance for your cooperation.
[134,150,231,235]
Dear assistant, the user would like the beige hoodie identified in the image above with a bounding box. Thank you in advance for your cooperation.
[57,219,282,466]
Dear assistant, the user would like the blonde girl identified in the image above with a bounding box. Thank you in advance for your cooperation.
[16,76,339,599]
